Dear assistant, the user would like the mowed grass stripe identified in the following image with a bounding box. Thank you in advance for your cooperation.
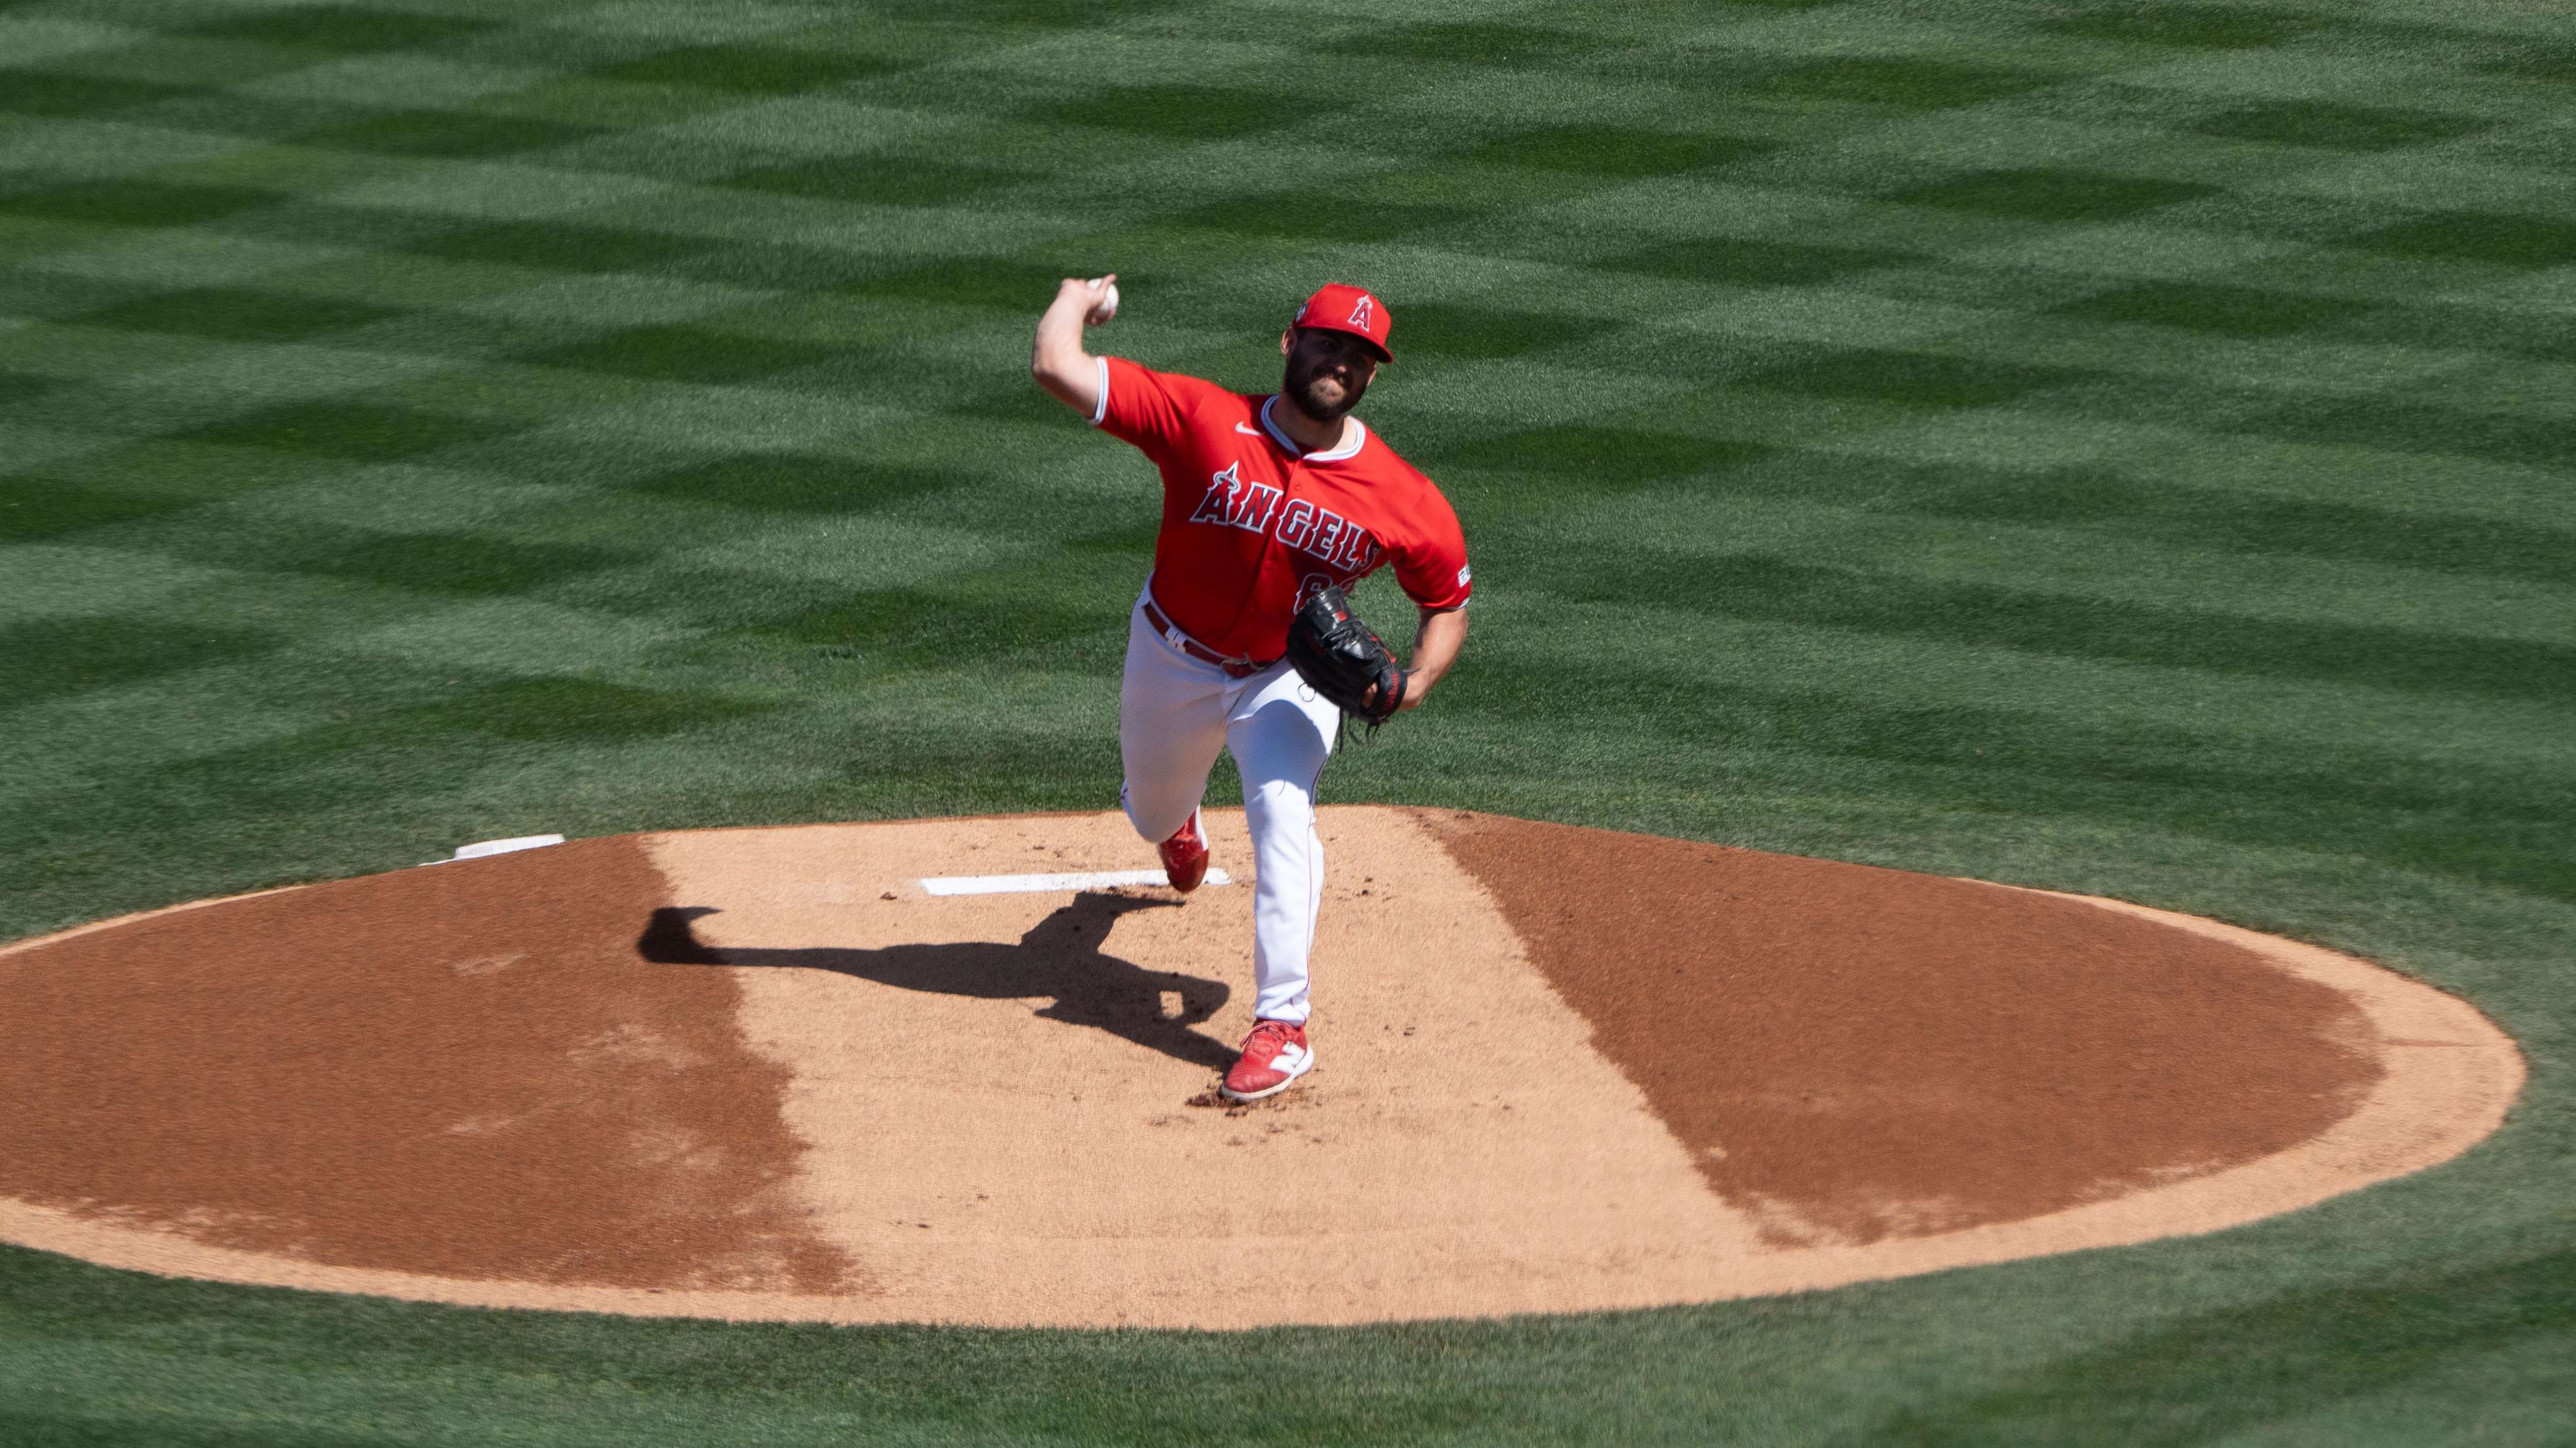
[1512,542,2575,703]
[1460,595,2576,773]
[462,296,2573,475]
[1445,440,2576,588]
[1444,644,2576,903]
[0,434,455,544]
[1423,332,2566,482]
[0,677,786,861]
[0,68,975,176]
[2,614,283,707]
[1459,497,2566,723]
[9,122,2552,355]
[1395,365,2573,516]
[0,3,982,106]
[2,303,1044,463]
[1489,476,2575,636]
[0,7,2523,168]
[2,402,1107,628]
[0,175,1092,307]
[0,357,1026,480]
[37,71,2563,291]
[28,465,1128,645]
[1411,400,2562,539]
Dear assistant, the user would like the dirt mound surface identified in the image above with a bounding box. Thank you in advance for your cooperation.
[1424,813,2380,1243]
[0,809,2519,1327]
[0,836,840,1292]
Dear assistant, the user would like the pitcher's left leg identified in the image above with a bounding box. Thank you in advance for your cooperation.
[1225,667,1339,1025]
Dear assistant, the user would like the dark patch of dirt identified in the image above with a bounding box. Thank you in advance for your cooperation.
[0,836,848,1292]
[1421,811,2382,1245]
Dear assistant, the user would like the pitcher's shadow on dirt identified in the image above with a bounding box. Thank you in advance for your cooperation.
[637,892,1236,1071]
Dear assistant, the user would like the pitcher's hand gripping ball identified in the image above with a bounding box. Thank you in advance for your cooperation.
[1287,585,1406,728]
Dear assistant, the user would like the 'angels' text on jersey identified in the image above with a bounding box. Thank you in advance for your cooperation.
[1185,462,1382,576]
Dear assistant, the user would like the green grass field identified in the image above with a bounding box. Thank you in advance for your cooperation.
[5,0,2574,1439]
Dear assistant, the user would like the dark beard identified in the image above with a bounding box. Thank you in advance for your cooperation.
[1283,356,1368,422]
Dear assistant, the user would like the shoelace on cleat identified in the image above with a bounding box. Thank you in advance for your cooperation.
[1240,1021,1300,1065]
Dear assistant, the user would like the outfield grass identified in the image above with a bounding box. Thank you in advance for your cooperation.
[5,0,2574,1440]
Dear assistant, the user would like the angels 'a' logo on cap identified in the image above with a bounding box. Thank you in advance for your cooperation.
[1289,282,1393,362]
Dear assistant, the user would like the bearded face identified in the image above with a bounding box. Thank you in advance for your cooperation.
[1280,328,1380,422]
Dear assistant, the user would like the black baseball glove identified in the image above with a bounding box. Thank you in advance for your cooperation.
[1286,586,1406,728]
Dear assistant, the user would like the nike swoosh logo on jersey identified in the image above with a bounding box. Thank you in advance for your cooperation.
[1234,423,1264,436]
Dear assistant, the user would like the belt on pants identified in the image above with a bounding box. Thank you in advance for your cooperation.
[1142,599,1277,679]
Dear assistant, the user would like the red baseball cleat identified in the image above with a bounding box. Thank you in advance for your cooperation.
[1221,1018,1314,1101]
[1158,808,1208,893]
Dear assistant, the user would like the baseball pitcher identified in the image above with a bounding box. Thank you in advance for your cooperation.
[1031,275,1471,1100]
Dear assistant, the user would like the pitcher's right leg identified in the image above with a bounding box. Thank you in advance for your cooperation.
[1117,598,1231,847]
[1225,665,1338,1027]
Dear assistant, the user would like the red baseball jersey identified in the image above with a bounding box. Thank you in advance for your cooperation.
[1093,357,1471,662]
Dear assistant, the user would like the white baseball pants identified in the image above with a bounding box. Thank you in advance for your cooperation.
[1118,594,1339,1025]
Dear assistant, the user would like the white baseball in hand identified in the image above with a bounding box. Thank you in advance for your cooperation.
[1086,279,1119,326]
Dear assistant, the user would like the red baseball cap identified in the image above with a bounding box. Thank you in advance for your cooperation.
[1290,283,1393,362]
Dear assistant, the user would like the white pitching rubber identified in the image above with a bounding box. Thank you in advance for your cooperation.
[918,867,1232,896]
[451,834,566,861]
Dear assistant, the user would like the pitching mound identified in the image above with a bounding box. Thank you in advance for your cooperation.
[0,809,2518,1328]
